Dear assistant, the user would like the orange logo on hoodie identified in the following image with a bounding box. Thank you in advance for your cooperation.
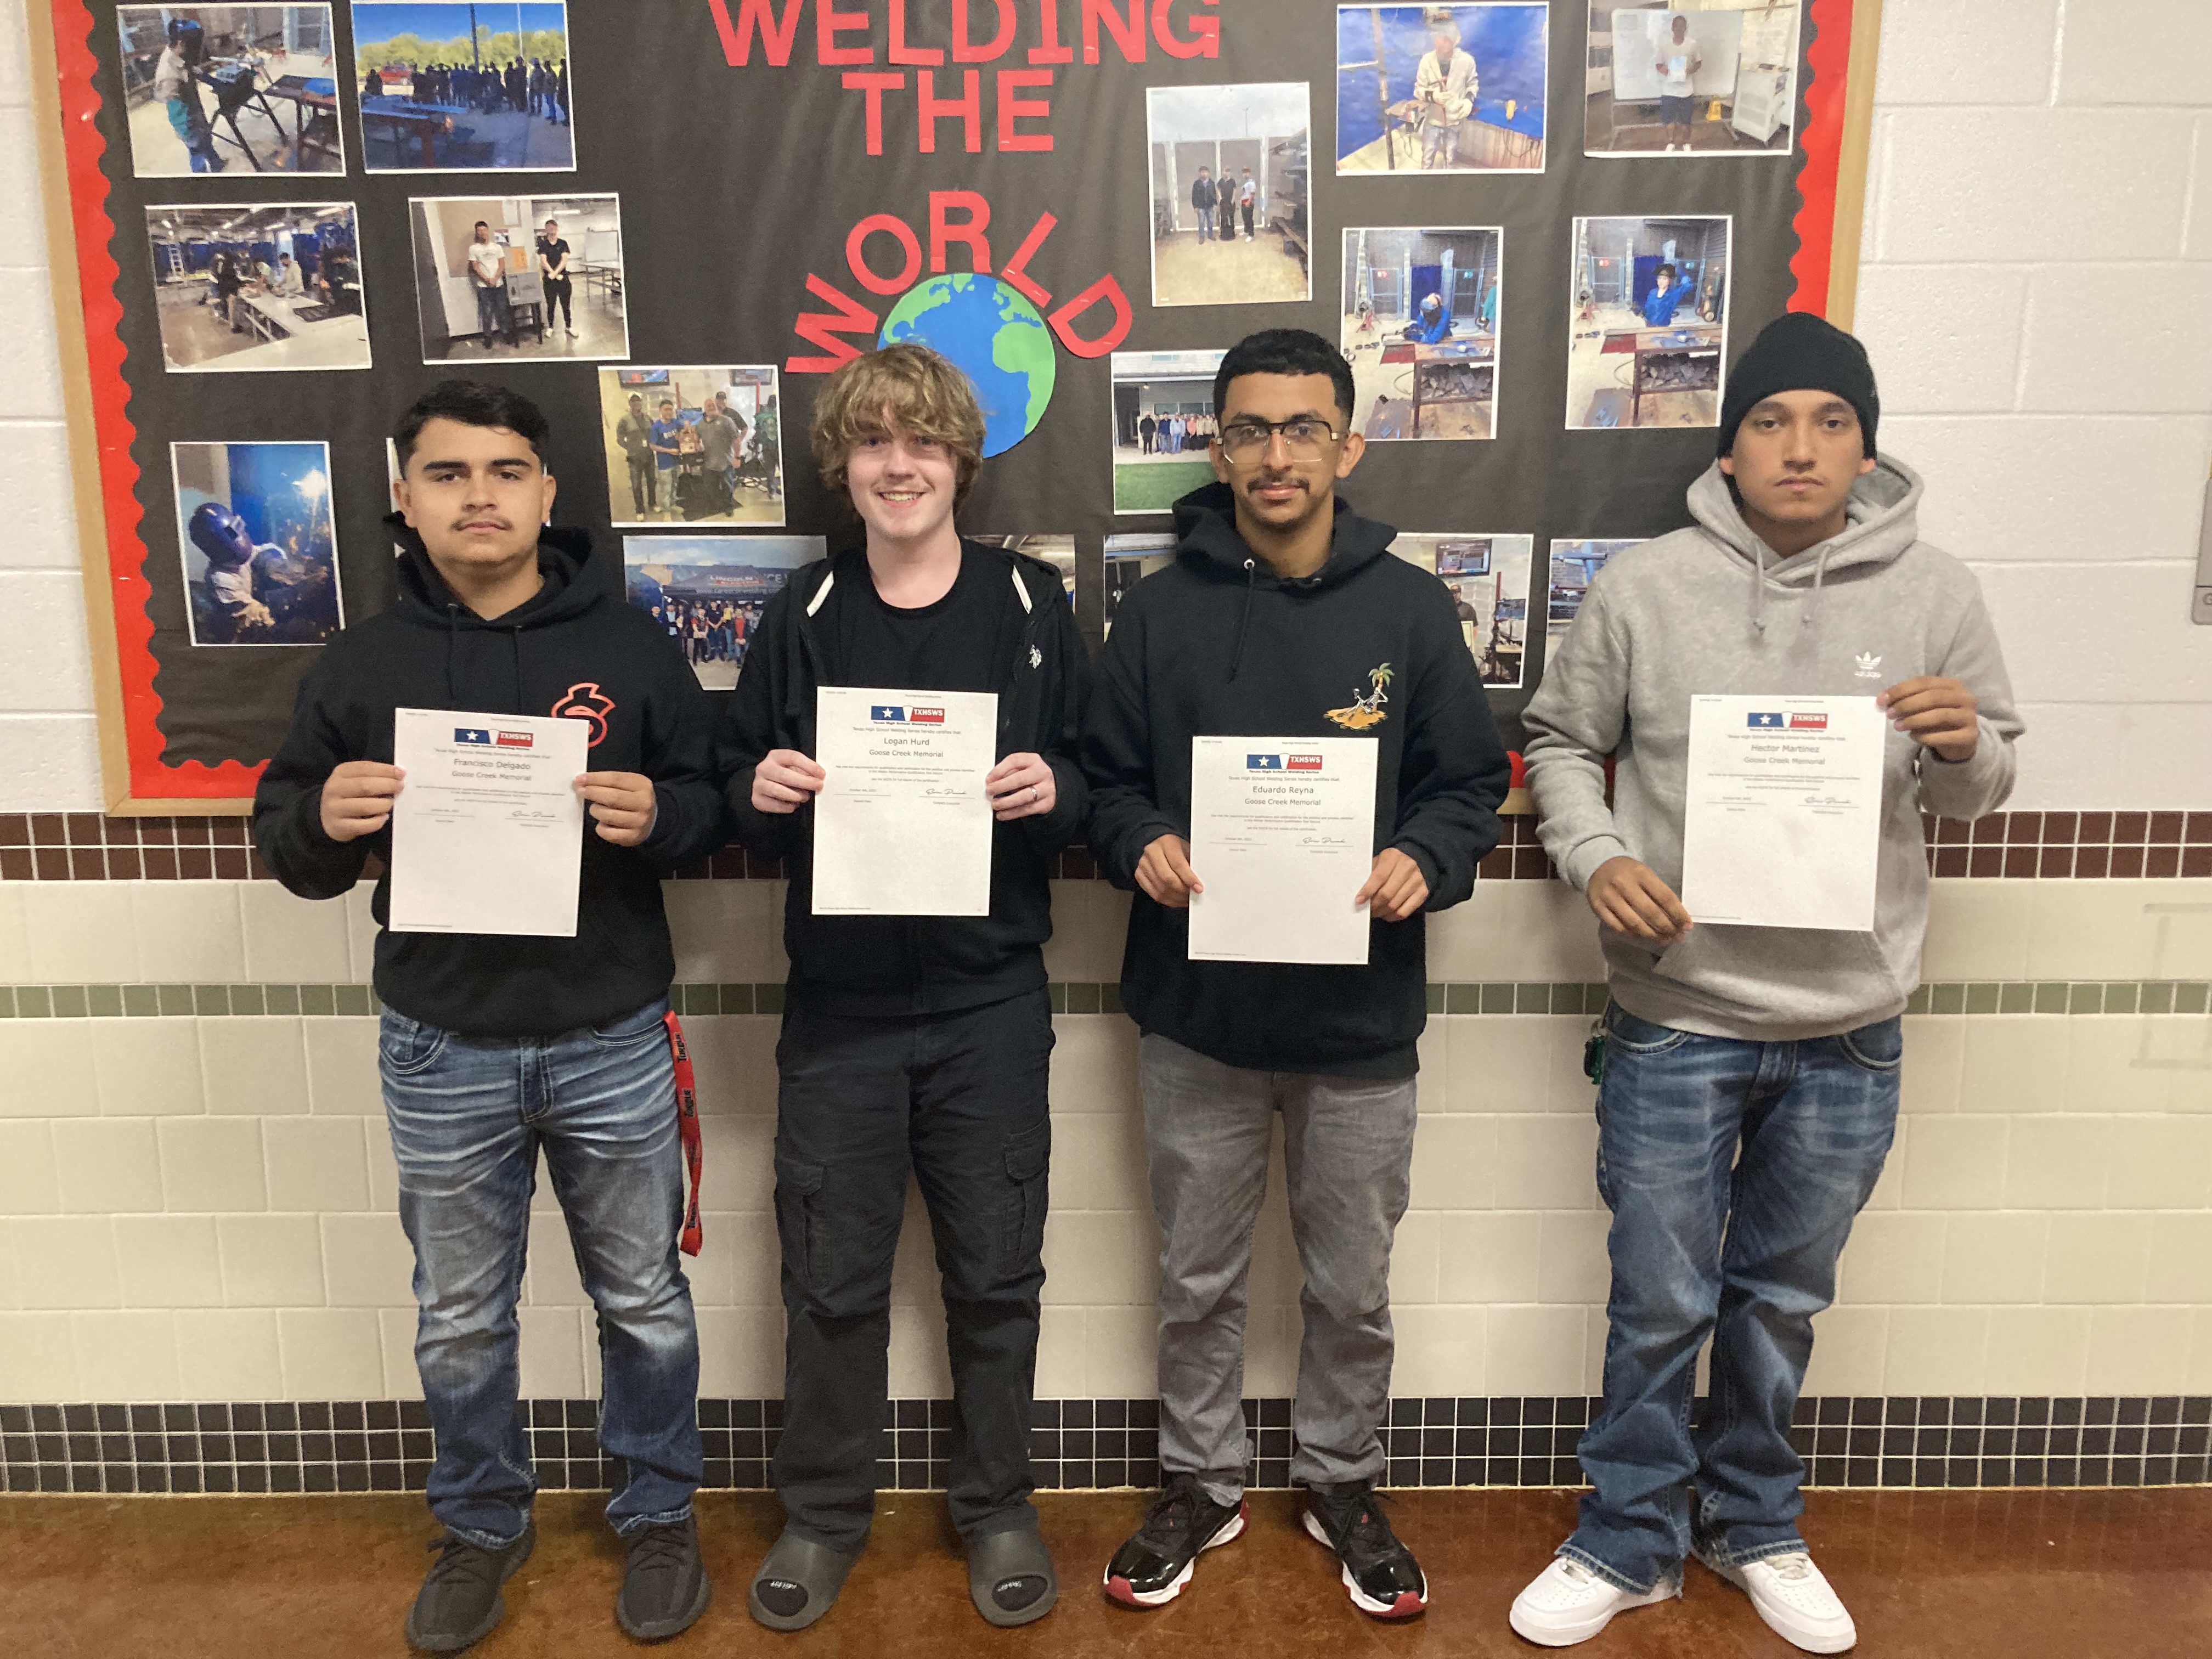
[552,682,616,747]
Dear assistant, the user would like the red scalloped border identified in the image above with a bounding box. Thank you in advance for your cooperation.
[1790,0,1855,316]
[51,0,261,802]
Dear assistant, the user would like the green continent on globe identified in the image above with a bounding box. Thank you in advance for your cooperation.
[878,274,1055,458]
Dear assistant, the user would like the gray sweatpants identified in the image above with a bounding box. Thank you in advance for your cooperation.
[1140,1034,1418,1501]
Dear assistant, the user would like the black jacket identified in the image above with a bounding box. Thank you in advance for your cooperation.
[719,540,1091,1016]
[1082,483,1510,1077]
[253,520,725,1036]
[1190,175,1219,211]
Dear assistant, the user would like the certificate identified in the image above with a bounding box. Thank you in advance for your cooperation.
[387,708,590,938]
[1187,736,1379,966]
[1680,694,1885,932]
[812,686,997,917]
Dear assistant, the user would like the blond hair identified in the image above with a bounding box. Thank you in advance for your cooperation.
[810,343,988,507]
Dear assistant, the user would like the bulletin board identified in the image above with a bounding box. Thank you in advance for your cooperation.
[31,0,1881,814]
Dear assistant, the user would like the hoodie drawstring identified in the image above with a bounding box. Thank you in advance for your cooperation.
[1750,541,1767,634]
[1228,558,1257,681]
[1807,544,1833,628]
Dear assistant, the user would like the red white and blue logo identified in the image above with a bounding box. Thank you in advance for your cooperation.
[455,727,492,745]
[870,705,906,723]
[1746,712,1785,729]
[1288,754,1324,772]
[1247,754,1284,770]
[1788,712,1830,731]
[495,730,534,749]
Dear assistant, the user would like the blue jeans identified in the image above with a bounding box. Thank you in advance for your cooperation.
[1563,1003,1901,1594]
[380,998,701,1548]
[474,282,511,344]
[1195,206,1215,241]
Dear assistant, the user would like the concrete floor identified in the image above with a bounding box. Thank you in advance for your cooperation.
[2,1486,2206,1657]
[1342,318,1496,442]
[125,55,343,177]
[1153,230,1309,308]
[428,294,628,365]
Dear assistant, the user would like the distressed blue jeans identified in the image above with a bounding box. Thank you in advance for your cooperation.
[1563,1003,1901,1594]
[380,998,701,1548]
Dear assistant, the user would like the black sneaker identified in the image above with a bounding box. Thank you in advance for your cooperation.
[617,1515,711,1641]
[1302,1482,1426,1619]
[1102,1474,1246,1609]
[405,1522,535,1652]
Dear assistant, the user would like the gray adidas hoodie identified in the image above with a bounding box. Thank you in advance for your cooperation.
[1523,456,2023,1041]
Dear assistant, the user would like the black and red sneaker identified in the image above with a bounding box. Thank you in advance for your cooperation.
[1301,1481,1427,1619]
[1102,1473,1248,1609]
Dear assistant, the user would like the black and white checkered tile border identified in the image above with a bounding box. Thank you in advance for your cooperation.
[4,1397,2209,1496]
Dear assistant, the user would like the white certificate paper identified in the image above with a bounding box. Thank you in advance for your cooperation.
[1680,695,1885,932]
[812,686,997,917]
[387,708,590,938]
[1187,736,1379,966]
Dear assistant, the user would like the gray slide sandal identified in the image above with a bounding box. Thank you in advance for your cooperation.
[747,1530,861,1632]
[968,1526,1058,1627]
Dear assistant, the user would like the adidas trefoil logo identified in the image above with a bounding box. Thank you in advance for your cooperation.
[1854,652,1882,680]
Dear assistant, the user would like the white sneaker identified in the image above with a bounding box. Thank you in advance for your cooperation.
[1509,1556,1672,1647]
[1702,1550,1857,1653]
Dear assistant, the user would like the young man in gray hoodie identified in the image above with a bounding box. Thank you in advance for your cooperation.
[1510,313,2022,1654]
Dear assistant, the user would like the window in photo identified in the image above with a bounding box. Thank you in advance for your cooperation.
[601,368,785,529]
[1390,534,1534,687]
[117,5,345,177]
[1586,2,1801,157]
[1546,539,1646,649]
[145,202,369,374]
[409,194,627,363]
[1108,351,1228,516]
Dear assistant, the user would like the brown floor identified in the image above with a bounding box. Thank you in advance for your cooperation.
[2,1487,2208,1657]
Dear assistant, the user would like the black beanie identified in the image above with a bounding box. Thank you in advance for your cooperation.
[1717,311,1879,459]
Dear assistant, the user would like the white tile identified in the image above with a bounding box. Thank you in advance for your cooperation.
[365,1121,401,1212]
[1883,1306,1989,1395]
[277,1308,386,1397]
[239,882,353,983]
[1939,1213,2049,1305]
[1921,881,2031,980]
[343,885,379,981]
[1875,0,2058,106]
[0,572,90,709]
[685,1210,776,1311]
[1047,1110,1149,1214]
[0,718,101,812]
[1443,1017,1551,1116]
[93,1019,206,1116]
[1243,1306,1299,1397]
[0,1312,77,1398]
[517,1306,586,1397]
[1505,880,1607,983]
[72,1310,178,1400]
[1032,1304,1085,1398]
[1436,1211,1542,1304]
[1485,1304,1586,1395]
[1040,1210,1158,1305]
[199,1019,309,1116]
[8,1216,117,1308]
[0,1019,97,1118]
[304,1017,383,1116]
[2042,1214,2152,1305]
[2020,264,2212,416]
[696,1115,775,1213]
[681,1015,778,1118]
[1390,1304,1486,1396]
[1897,1017,1965,1115]
[2146,1214,2212,1305]
[1425,883,1512,981]
[1389,1209,1439,1305]
[887,1302,954,1398]
[1407,1115,1496,1211]
[0,1121,56,1214]
[695,1305,785,1397]
[157,1117,268,1212]
[1838,1211,1945,1305]
[662,878,780,983]
[1955,1018,2070,1115]
[1853,264,2027,415]
[263,1118,369,1212]
[2192,1310,2212,1395]
[2003,1116,2114,1210]
[2191,115,2212,261]
[2025,882,2167,980]
[52,1118,163,1214]
[1041,881,1131,985]
[1536,1211,1610,1305]
[380,1307,424,1400]
[2114,706,2212,811]
[218,1215,326,1307]
[1984,1307,2092,1396]
[2064,1018,2177,1115]
[129,883,245,983]
[1492,1116,1599,1212]
[320,1214,417,1308]
[174,1308,284,1399]
[2104,1116,2212,1211]
[2087,1306,2193,1396]
[0,423,72,569]
[2058,0,2212,106]
[0,884,24,967]
[1801,1306,1888,1396]
[1900,1116,2006,1209]
[19,882,136,981]
[1047,1016,1139,1114]
[114,1215,223,1308]
[1081,1303,1160,1399]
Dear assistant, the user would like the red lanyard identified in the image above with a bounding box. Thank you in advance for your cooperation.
[663,1011,704,1257]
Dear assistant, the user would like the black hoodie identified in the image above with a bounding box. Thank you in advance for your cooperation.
[253,520,725,1036]
[1083,483,1510,1079]
[718,540,1090,1017]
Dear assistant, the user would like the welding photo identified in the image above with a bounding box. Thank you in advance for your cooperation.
[1565,215,1730,430]
[409,194,625,362]
[624,536,823,692]
[1341,226,1503,442]
[171,440,343,647]
[351,1,574,171]
[599,367,785,529]
[145,201,368,373]
[117,6,343,177]
[1545,537,1645,648]
[1146,83,1311,309]
[1390,533,1533,687]
[1335,4,1547,174]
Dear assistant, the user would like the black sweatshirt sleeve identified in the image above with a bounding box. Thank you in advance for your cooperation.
[631,629,727,871]
[253,654,375,901]
[1079,600,1182,889]
[716,583,810,860]
[1390,590,1511,912]
[1017,592,1093,855]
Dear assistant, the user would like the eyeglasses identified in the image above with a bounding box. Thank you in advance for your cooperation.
[1217,417,1343,463]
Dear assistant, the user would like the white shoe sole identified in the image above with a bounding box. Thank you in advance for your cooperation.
[1508,1578,1672,1647]
[1703,1557,1857,1653]
[1101,1506,1245,1609]
[1299,1509,1426,1618]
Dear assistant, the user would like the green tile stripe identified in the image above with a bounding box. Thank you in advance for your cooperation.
[0,982,2204,1018]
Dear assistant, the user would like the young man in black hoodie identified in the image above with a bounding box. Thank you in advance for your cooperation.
[1084,329,1510,1618]
[254,381,723,1652]
[719,345,1089,1632]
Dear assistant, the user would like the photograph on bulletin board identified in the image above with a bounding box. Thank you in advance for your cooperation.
[351,1,574,172]
[970,535,1078,607]
[1546,538,1646,649]
[1109,350,1228,516]
[144,201,369,374]
[1342,226,1503,442]
[1391,533,1534,688]
[1587,1,1803,157]
[598,367,786,530]
[408,194,625,363]
[624,535,823,692]
[172,441,343,649]
[1104,534,1178,636]
[1146,82,1312,309]
[116,4,345,177]
[1334,3,1548,174]
[1566,215,1731,430]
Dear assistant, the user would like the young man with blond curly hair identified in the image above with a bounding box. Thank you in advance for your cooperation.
[719,344,1090,1633]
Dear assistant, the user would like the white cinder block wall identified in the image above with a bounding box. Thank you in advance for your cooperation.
[0,0,2208,1413]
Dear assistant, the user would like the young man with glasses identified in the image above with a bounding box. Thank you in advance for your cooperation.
[1082,328,1511,1619]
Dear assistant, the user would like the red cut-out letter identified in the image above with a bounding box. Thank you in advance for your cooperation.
[842,71,905,155]
[708,0,804,65]
[953,0,1016,62]
[917,68,983,154]
[818,0,874,65]
[889,0,944,64]
[1047,273,1131,357]
[847,214,924,295]
[930,191,993,274]
[787,273,881,373]
[1082,0,1145,63]
[997,67,1053,151]
[1152,0,1218,60]
[1030,0,1074,63]
[997,211,1057,307]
